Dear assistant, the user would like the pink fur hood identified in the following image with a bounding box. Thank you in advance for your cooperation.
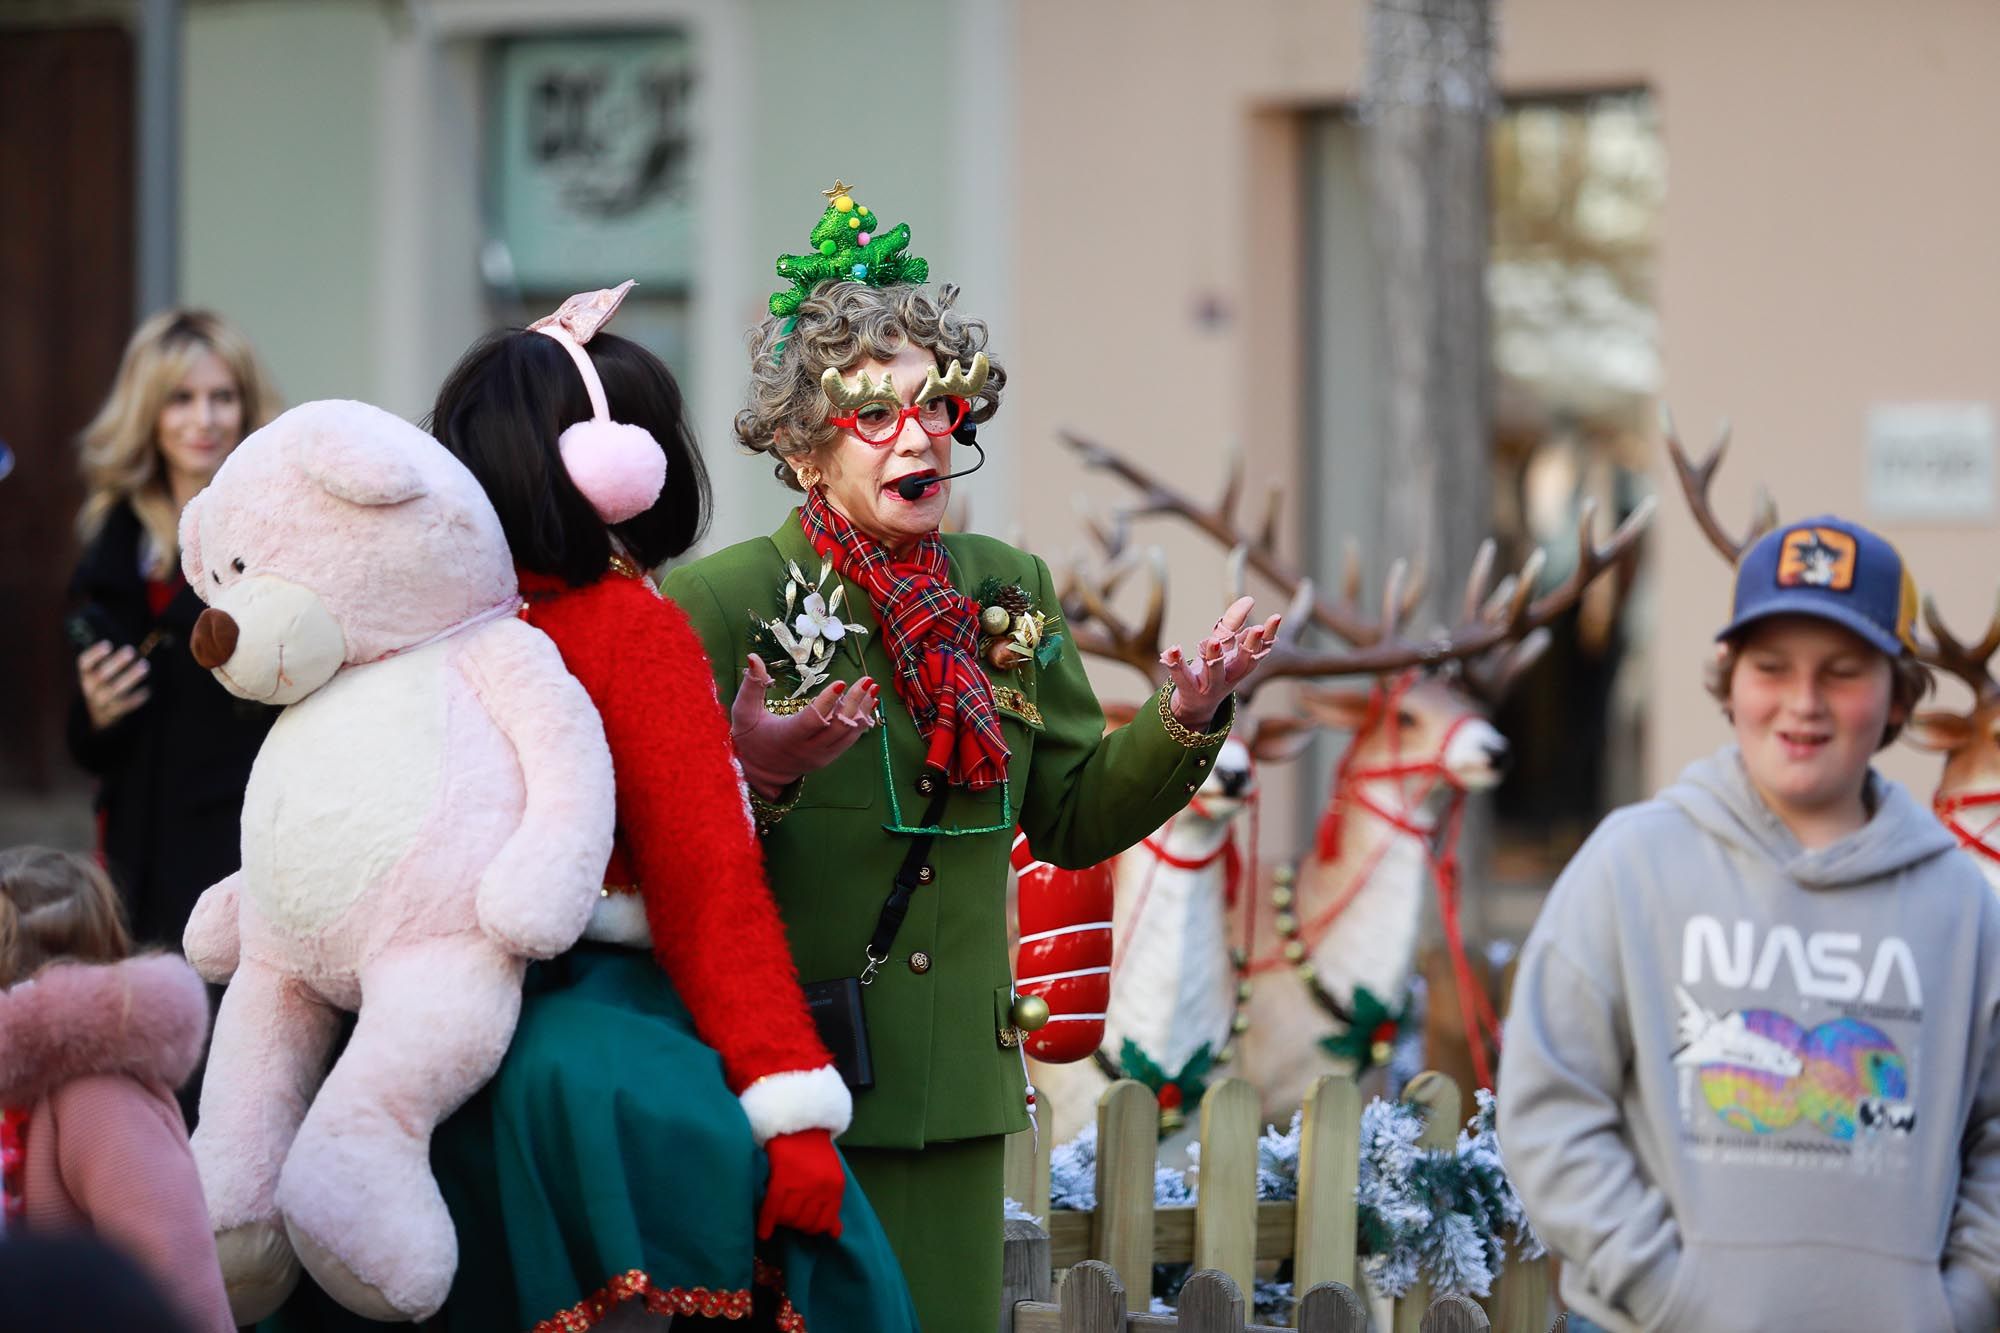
[0,954,209,1106]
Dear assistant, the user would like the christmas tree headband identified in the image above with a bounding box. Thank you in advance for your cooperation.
[768,180,929,363]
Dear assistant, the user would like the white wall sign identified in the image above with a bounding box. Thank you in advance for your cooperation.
[1865,403,1995,522]
[492,30,696,294]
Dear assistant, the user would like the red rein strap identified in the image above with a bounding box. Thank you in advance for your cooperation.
[1935,789,2000,864]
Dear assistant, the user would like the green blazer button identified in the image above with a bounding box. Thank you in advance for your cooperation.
[908,951,932,974]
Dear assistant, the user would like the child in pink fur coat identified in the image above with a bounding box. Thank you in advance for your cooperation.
[0,845,233,1333]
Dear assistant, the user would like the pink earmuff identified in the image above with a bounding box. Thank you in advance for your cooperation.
[529,280,668,524]
[557,419,667,524]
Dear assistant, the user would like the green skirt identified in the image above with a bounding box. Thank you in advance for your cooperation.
[265,945,917,1333]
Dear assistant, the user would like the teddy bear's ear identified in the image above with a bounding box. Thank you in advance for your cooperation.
[179,492,206,588]
[296,411,431,508]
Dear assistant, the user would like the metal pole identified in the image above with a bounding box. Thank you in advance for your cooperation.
[136,0,182,316]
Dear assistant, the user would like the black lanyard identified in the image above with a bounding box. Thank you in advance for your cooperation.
[860,785,950,984]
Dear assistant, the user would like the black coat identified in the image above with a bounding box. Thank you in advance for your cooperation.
[66,501,277,951]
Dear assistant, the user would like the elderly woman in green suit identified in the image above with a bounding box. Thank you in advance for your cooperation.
[660,185,1278,1330]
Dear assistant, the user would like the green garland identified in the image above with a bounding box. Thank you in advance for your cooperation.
[1354,1088,1544,1299]
[769,181,929,317]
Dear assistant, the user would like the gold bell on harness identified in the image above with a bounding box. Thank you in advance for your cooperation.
[1009,993,1051,1032]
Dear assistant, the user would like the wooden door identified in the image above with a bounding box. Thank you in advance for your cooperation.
[0,23,135,793]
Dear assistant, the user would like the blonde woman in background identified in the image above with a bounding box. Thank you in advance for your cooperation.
[66,311,279,1123]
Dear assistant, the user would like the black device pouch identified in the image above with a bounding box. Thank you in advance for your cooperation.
[803,782,949,1091]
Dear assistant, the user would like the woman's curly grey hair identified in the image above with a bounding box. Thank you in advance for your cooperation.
[736,281,1007,491]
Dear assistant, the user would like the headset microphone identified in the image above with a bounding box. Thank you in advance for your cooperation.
[894,418,984,501]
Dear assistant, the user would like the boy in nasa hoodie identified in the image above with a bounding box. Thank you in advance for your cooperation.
[1499,516,2000,1333]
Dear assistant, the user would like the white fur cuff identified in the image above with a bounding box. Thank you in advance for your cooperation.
[581,892,652,948]
[739,1065,852,1145]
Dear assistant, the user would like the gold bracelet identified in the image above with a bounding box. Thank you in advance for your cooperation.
[1157,682,1233,749]
[748,780,803,833]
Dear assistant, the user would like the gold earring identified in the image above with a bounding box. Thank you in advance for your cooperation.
[797,464,822,489]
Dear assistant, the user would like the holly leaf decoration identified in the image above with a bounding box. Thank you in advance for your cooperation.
[1118,1039,1168,1092]
[1316,985,1409,1074]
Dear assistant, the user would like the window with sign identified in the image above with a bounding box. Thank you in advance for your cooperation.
[485,30,697,377]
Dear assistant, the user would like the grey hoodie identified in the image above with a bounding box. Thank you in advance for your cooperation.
[1499,748,2000,1333]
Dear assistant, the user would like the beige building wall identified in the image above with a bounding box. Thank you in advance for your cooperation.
[1015,0,2000,852]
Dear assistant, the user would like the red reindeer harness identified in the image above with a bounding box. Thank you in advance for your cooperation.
[1935,787,2000,865]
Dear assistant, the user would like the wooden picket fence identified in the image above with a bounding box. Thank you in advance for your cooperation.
[1001,1070,1559,1332]
[1001,1256,1573,1332]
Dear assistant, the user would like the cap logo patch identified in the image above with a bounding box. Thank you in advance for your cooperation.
[1777,527,1857,591]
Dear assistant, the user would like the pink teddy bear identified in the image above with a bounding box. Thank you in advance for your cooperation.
[178,400,615,1323]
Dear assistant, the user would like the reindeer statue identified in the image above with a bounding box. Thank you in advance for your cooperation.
[1666,417,2000,894]
[1053,432,1652,1123]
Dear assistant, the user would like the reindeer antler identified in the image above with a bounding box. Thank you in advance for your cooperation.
[915,353,990,405]
[1059,429,1653,699]
[1233,498,1655,691]
[1058,545,1171,688]
[1063,429,1434,647]
[1663,406,1779,564]
[820,366,902,411]
[1919,595,2000,703]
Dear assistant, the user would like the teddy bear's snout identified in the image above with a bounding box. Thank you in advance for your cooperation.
[191,607,241,669]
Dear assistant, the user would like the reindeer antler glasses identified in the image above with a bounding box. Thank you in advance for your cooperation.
[820,354,988,446]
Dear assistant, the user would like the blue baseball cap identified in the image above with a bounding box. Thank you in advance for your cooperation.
[1716,516,1918,657]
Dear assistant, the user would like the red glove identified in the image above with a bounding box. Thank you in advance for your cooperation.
[758,1129,845,1240]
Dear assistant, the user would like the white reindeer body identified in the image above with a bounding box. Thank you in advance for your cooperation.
[1028,739,1257,1144]
[1104,801,1241,1080]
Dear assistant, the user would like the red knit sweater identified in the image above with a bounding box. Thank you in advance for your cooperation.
[519,568,832,1093]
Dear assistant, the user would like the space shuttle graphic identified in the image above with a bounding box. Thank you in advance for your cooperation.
[1671,986,1803,1077]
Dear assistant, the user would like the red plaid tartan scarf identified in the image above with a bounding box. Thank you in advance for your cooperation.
[801,487,1009,791]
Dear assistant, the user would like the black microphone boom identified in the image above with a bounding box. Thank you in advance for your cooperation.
[896,433,985,501]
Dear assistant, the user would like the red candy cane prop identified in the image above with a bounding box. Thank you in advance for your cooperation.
[1012,831,1113,1063]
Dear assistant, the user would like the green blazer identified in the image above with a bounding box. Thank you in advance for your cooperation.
[661,512,1231,1149]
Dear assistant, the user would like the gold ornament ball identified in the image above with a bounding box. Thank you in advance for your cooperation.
[980,605,1013,635]
[1283,940,1306,963]
[1371,1039,1394,1067]
[1010,993,1051,1032]
[1275,912,1298,937]
[1271,886,1294,911]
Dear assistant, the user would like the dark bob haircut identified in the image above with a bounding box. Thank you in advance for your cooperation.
[426,329,710,585]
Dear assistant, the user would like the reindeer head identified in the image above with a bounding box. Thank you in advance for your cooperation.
[1907,598,2000,883]
[1301,676,1511,800]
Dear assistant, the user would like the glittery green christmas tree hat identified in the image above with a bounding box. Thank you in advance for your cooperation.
[767,180,929,317]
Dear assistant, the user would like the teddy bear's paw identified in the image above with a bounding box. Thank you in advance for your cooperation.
[288,1216,436,1323]
[216,1219,301,1325]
